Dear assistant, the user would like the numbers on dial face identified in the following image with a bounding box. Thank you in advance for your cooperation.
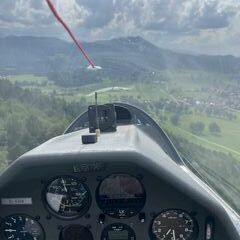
[151,210,198,240]
[45,176,90,218]
[1,215,45,240]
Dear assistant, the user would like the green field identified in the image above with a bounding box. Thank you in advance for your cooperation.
[162,111,240,151]
[8,69,234,100]
[163,120,240,157]
[0,148,8,173]
[8,74,48,84]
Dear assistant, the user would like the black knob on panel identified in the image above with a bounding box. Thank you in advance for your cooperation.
[139,212,146,223]
[60,224,93,240]
[98,213,106,224]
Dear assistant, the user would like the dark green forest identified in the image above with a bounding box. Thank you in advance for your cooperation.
[0,79,87,164]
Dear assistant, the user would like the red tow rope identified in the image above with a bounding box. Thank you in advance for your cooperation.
[46,0,95,68]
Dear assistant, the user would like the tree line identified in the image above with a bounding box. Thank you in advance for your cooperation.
[0,79,87,164]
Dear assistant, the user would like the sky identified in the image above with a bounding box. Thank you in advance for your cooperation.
[0,0,240,56]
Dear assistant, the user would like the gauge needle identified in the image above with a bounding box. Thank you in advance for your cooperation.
[172,230,176,240]
[61,178,67,192]
[166,229,171,235]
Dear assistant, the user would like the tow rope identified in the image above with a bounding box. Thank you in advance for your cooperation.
[46,0,96,68]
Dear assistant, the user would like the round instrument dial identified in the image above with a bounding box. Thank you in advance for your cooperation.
[101,223,136,240]
[151,209,199,240]
[0,215,45,240]
[60,224,93,240]
[96,174,146,218]
[45,176,91,219]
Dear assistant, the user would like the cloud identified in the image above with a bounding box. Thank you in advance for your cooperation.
[1,0,238,31]
[76,0,115,28]
[106,0,238,32]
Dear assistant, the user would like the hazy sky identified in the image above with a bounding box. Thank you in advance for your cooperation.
[0,0,240,56]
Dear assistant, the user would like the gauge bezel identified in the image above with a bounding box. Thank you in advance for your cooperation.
[60,224,93,240]
[0,214,45,240]
[101,223,136,240]
[42,175,91,220]
[96,173,146,219]
[150,209,199,240]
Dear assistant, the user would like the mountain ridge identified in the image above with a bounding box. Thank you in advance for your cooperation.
[0,35,239,86]
[1,35,239,58]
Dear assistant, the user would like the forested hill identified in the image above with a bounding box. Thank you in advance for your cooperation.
[0,36,240,87]
[0,79,86,164]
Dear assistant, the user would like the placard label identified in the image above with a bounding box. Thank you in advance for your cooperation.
[1,198,32,205]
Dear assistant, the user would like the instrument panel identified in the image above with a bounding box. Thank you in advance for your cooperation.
[0,104,237,239]
[0,165,228,240]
